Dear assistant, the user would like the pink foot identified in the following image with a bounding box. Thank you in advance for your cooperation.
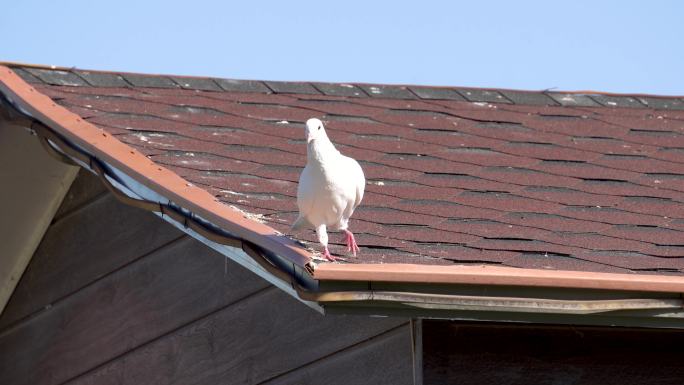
[323,246,337,262]
[343,230,360,256]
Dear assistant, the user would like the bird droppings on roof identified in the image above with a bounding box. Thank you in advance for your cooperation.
[8,64,684,275]
[227,204,267,224]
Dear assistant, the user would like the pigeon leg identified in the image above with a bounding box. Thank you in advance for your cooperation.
[316,224,336,261]
[341,232,351,252]
[343,229,360,256]
[322,246,336,261]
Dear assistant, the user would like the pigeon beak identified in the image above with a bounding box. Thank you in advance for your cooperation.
[306,133,315,143]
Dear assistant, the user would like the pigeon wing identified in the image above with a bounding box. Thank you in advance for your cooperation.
[350,157,365,210]
[335,154,365,225]
[292,164,316,230]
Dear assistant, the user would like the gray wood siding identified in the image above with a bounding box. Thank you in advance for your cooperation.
[263,324,413,385]
[0,170,183,330]
[0,170,412,385]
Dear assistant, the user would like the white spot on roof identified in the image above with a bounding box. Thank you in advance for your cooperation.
[220,190,250,198]
[228,205,266,223]
[368,87,382,94]
[276,120,289,124]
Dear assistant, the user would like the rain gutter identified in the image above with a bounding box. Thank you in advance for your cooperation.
[314,264,684,293]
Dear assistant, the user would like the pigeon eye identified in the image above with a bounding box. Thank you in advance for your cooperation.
[318,126,321,130]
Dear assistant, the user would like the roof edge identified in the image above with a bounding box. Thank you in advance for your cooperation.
[0,65,313,267]
[314,263,684,293]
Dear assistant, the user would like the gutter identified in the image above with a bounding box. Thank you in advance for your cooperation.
[3,65,684,326]
[313,264,684,294]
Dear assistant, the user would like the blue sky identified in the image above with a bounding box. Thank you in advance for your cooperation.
[2,1,683,95]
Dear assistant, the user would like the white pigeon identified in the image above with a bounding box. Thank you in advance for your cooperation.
[292,118,365,261]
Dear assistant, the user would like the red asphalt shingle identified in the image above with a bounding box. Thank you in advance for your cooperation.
[14,65,684,275]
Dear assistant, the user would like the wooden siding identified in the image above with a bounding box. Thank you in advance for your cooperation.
[0,171,183,330]
[423,320,684,385]
[0,170,412,385]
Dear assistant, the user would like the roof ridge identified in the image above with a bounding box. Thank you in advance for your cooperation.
[3,61,683,108]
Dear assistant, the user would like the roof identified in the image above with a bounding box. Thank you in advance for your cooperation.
[2,62,684,292]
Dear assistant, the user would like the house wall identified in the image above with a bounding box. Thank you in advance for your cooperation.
[0,170,413,385]
[423,320,684,385]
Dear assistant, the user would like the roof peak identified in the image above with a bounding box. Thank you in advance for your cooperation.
[4,61,684,110]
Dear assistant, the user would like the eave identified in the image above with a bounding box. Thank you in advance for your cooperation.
[314,266,684,329]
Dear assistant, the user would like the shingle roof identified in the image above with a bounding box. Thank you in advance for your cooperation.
[7,64,684,276]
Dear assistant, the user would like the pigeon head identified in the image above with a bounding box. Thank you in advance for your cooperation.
[305,118,327,144]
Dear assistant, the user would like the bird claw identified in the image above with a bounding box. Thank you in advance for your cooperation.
[343,230,360,257]
[323,247,337,262]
